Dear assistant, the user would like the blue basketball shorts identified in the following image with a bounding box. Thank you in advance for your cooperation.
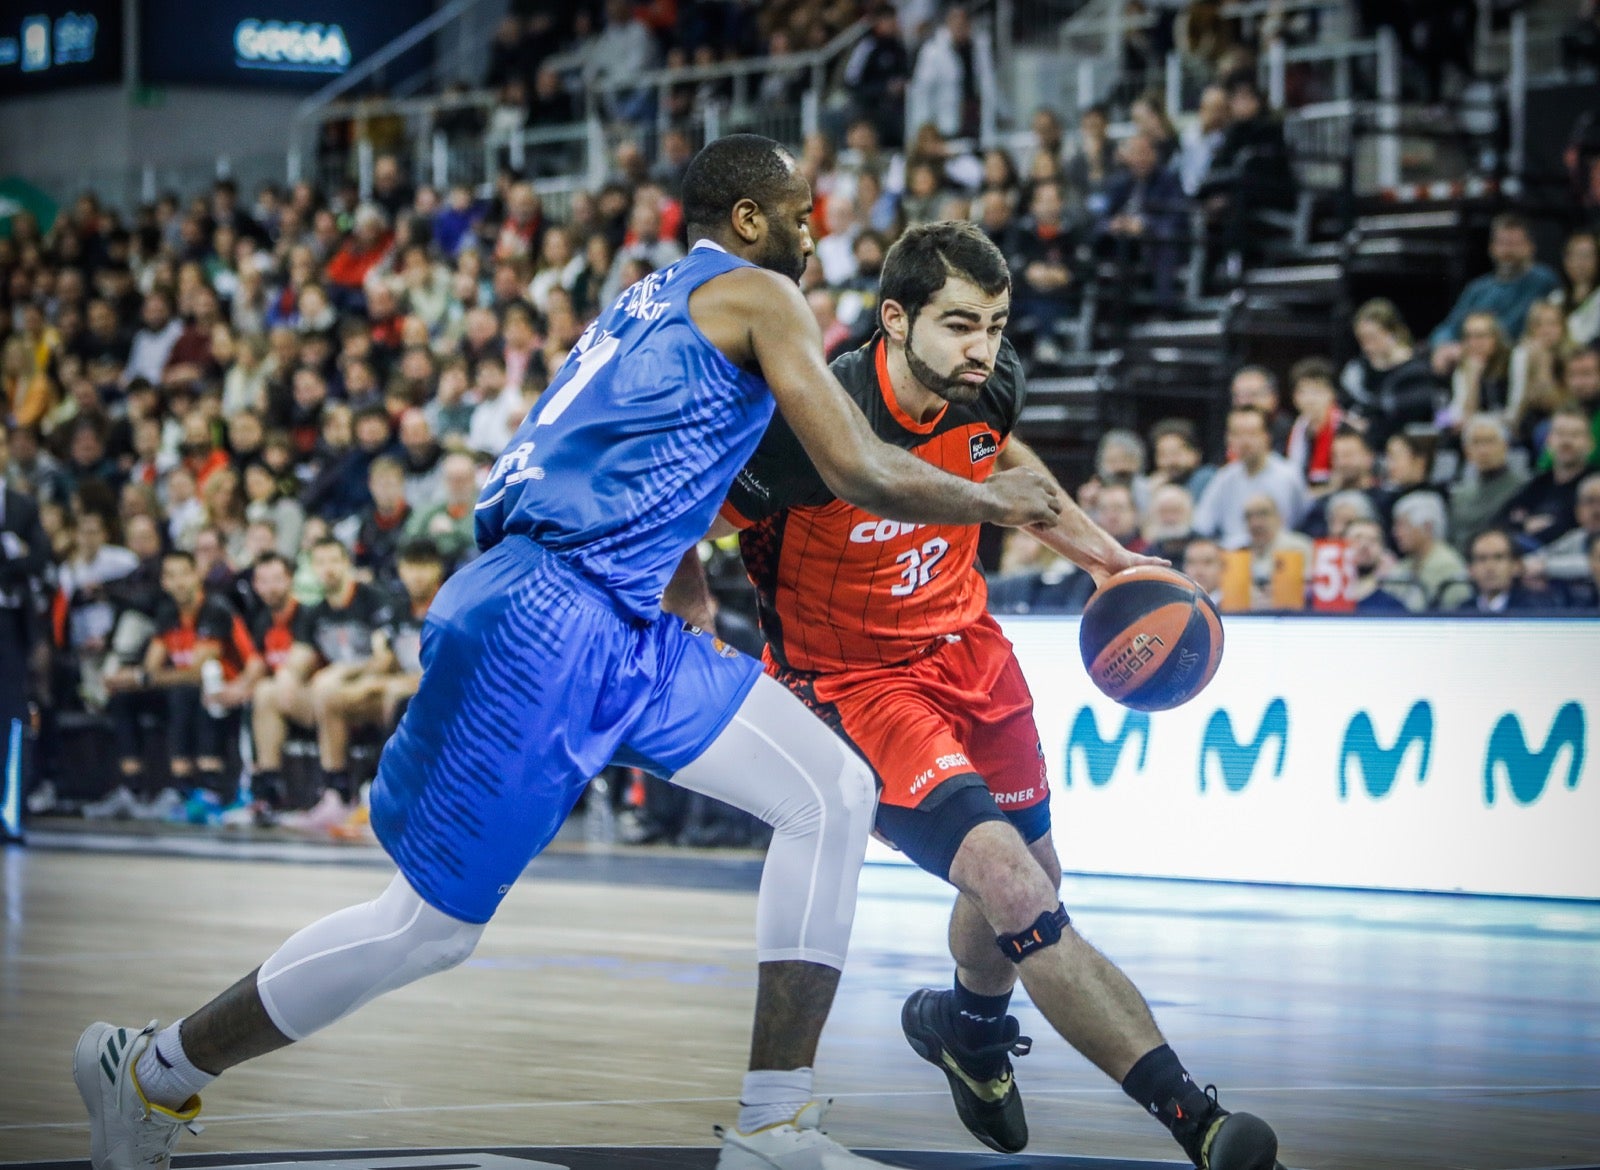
[369,536,762,924]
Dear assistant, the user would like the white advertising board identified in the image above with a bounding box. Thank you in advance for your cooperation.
[867,617,1600,900]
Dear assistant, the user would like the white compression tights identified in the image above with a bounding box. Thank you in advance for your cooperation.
[256,872,483,1041]
[251,675,874,1042]
[670,674,878,969]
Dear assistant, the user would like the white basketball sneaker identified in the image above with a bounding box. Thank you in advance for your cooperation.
[73,1021,202,1170]
[716,1101,896,1169]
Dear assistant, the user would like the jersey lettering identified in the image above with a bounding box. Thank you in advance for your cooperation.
[849,518,928,544]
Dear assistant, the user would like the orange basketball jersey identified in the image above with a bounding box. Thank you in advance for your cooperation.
[721,336,1026,673]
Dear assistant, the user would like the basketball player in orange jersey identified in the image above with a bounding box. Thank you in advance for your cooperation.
[681,221,1286,1169]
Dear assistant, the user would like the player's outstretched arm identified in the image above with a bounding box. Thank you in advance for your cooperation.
[999,437,1169,586]
[708,269,1062,528]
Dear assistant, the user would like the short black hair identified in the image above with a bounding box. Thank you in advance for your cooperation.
[1468,526,1520,559]
[162,549,197,570]
[682,134,799,238]
[253,552,293,575]
[399,537,445,565]
[879,220,1011,326]
[312,536,349,558]
[1289,356,1337,389]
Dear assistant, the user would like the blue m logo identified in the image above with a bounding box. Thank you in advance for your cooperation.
[1064,706,1150,788]
[1339,701,1433,800]
[1484,702,1586,806]
[1199,699,1288,793]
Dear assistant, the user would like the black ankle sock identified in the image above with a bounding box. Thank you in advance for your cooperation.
[1121,1044,1213,1133]
[950,975,1013,1074]
[254,769,283,806]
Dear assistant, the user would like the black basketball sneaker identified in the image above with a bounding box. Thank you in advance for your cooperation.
[900,988,1032,1153]
[1169,1083,1285,1170]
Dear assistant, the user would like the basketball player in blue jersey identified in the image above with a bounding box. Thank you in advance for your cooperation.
[73,134,1062,1170]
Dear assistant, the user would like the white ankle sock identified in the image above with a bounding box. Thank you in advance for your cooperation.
[132,1020,214,1110]
[736,1067,813,1133]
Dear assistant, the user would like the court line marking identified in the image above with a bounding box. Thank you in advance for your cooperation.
[6,1084,1599,1131]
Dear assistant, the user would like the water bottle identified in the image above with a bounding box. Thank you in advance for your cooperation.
[584,774,615,845]
[201,659,226,719]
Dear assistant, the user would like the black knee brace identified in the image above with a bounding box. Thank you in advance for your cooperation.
[997,903,1071,962]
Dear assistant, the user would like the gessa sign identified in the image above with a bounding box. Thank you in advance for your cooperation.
[234,19,351,73]
[0,2,122,94]
[865,617,1600,900]
[141,0,429,88]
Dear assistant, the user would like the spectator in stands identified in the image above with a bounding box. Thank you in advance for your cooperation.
[102,549,255,792]
[1442,311,1513,430]
[1457,528,1541,614]
[1149,417,1215,501]
[1007,180,1079,360]
[1177,83,1229,198]
[1094,482,1147,552]
[1321,490,1378,541]
[1129,91,1179,169]
[122,291,183,388]
[1508,302,1572,457]
[1238,493,1311,611]
[1552,229,1600,347]
[1230,364,1292,451]
[1382,431,1443,509]
[1299,429,1390,540]
[243,460,303,558]
[1194,405,1308,549]
[1095,132,1188,310]
[402,452,479,569]
[1064,104,1115,211]
[433,184,485,261]
[1285,358,1345,492]
[1341,517,1409,614]
[1084,428,1151,515]
[1200,72,1295,269]
[370,156,413,222]
[582,0,661,124]
[494,183,544,264]
[1524,471,1600,595]
[352,457,413,586]
[1449,413,1529,555]
[396,410,445,511]
[1502,406,1597,547]
[527,227,583,316]
[1181,537,1224,606]
[907,6,999,141]
[483,14,531,91]
[1563,344,1600,452]
[985,547,1095,614]
[325,205,394,311]
[250,538,392,810]
[310,538,444,807]
[53,509,138,710]
[1143,483,1197,563]
[1386,491,1467,611]
[1429,214,1560,373]
[1021,107,1064,179]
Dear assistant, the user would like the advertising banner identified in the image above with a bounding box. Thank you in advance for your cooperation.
[0,2,121,95]
[141,0,430,89]
[868,617,1600,900]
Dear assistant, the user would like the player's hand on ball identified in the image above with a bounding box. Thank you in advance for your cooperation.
[1089,548,1171,588]
[984,467,1062,527]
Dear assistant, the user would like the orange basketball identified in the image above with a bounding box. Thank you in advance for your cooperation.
[1078,565,1224,711]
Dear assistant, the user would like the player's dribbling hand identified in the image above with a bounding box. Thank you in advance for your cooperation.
[1088,548,1172,588]
[983,467,1063,527]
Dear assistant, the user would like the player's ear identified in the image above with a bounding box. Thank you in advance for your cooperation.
[880,298,910,345]
[731,198,763,245]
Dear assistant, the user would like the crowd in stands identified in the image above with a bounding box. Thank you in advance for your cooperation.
[990,215,1600,618]
[3,1,1599,838]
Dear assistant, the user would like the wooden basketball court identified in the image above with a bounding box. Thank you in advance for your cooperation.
[1,831,1597,1169]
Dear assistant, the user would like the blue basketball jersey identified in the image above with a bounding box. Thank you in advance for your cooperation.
[474,244,774,620]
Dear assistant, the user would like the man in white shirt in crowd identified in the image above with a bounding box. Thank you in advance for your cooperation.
[1193,406,1310,548]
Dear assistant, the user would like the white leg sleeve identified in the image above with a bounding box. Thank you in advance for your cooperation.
[671,674,877,969]
[256,872,484,1041]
